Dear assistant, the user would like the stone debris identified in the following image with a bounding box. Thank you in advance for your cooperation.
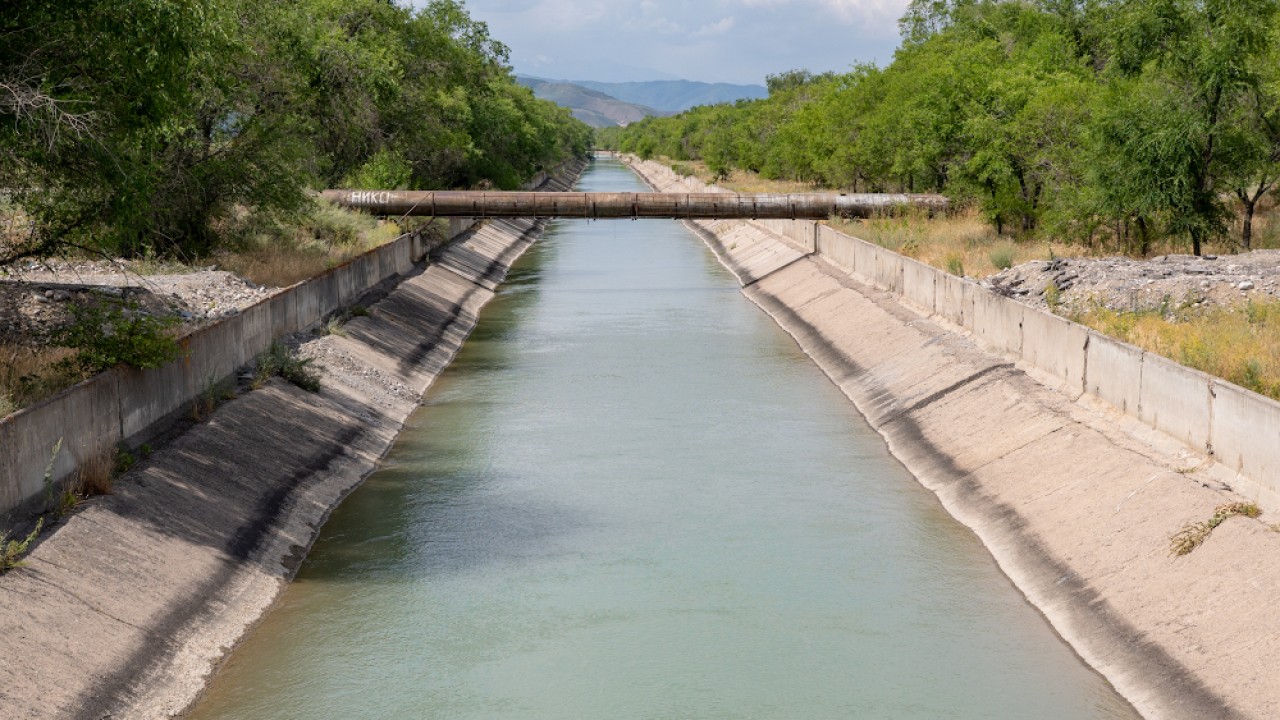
[0,258,275,346]
[984,249,1280,314]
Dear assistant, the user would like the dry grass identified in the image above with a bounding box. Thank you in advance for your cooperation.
[665,158,825,195]
[827,211,1092,279]
[1073,301,1280,401]
[659,158,1087,278]
[215,202,417,288]
[71,447,116,497]
[1170,502,1261,556]
[0,343,84,418]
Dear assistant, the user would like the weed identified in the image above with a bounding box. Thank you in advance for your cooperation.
[1170,502,1261,556]
[1269,523,1280,533]
[192,376,234,421]
[41,438,62,513]
[54,486,80,516]
[254,342,321,392]
[139,443,153,459]
[350,305,370,317]
[113,448,136,476]
[944,253,965,277]
[321,317,348,338]
[989,244,1016,271]
[0,518,43,573]
[76,447,116,497]
[0,392,14,418]
[1044,282,1061,311]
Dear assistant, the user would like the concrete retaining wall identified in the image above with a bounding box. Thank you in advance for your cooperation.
[0,158,581,522]
[625,154,1280,510]
[626,155,1280,719]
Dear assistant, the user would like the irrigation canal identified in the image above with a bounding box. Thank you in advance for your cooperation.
[188,157,1138,719]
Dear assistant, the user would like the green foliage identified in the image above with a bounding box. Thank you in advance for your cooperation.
[988,244,1016,271]
[944,253,965,277]
[1,518,43,574]
[53,301,182,373]
[612,0,1280,256]
[1,0,589,264]
[254,342,321,393]
[114,448,136,475]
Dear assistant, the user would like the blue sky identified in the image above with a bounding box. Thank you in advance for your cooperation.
[447,0,912,85]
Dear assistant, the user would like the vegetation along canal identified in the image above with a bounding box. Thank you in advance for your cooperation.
[189,158,1138,719]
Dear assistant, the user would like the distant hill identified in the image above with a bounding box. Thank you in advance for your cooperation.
[567,80,768,113]
[518,77,666,128]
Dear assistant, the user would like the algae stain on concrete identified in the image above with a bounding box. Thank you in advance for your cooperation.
[188,158,1138,720]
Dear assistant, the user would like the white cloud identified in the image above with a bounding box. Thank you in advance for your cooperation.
[451,0,911,83]
[692,16,736,38]
[727,0,905,25]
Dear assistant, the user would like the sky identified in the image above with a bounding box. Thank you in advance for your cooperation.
[439,0,913,86]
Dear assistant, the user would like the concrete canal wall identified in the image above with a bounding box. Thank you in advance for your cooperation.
[0,163,579,525]
[0,160,587,719]
[625,155,1280,720]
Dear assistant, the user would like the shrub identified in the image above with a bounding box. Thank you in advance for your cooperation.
[254,342,321,392]
[989,244,1016,271]
[54,300,181,373]
[945,253,965,277]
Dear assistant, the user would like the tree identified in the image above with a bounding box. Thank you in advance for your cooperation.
[1093,0,1280,255]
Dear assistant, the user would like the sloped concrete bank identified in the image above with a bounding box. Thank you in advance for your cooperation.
[0,160,586,719]
[625,156,1280,720]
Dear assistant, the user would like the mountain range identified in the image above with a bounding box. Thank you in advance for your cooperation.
[518,77,664,128]
[567,80,768,113]
[518,76,768,128]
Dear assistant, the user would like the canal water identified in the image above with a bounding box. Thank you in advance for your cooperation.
[189,157,1137,719]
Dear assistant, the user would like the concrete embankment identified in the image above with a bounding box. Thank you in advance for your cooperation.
[0,160,586,719]
[625,156,1280,720]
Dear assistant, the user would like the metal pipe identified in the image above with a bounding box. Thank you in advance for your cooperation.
[320,190,949,220]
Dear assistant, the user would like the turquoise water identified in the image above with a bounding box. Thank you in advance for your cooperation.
[189,158,1137,719]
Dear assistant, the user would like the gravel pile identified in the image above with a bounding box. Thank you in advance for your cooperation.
[0,259,276,346]
[984,250,1280,314]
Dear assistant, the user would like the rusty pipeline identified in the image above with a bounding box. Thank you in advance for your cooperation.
[320,190,949,220]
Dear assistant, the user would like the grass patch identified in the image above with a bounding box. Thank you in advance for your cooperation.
[828,211,1081,280]
[0,344,85,416]
[1073,301,1280,400]
[191,376,235,421]
[988,243,1016,271]
[1170,502,1261,556]
[214,200,424,288]
[320,316,348,338]
[0,518,42,574]
[254,342,320,392]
